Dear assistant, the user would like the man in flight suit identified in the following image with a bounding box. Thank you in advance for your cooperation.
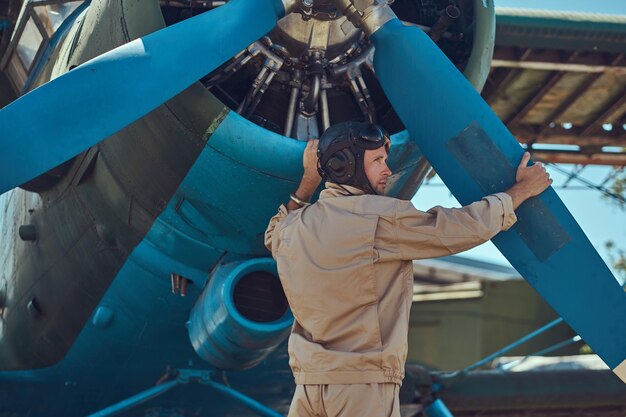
[265,122,552,417]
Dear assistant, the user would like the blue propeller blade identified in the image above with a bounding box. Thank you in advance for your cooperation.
[371,19,626,382]
[0,0,290,195]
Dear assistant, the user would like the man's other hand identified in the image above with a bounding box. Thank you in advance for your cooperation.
[286,139,323,211]
[303,139,322,184]
[506,152,553,209]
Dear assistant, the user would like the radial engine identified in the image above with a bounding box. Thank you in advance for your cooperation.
[160,0,492,140]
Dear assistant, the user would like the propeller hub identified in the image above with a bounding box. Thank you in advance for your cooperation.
[333,0,396,37]
[196,0,480,139]
[271,3,361,62]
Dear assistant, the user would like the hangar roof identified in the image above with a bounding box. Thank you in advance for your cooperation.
[485,8,626,166]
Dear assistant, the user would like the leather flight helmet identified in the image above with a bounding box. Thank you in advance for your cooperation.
[317,121,391,194]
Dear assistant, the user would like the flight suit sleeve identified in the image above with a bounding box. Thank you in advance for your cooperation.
[393,192,517,260]
[264,204,290,257]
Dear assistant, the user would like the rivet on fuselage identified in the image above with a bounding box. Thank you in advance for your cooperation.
[19,224,38,242]
[27,298,42,317]
[92,306,115,328]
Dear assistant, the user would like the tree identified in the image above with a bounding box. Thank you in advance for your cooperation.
[605,168,626,284]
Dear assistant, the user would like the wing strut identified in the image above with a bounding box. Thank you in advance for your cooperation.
[86,369,285,417]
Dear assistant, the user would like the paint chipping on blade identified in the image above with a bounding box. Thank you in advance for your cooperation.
[203,108,230,141]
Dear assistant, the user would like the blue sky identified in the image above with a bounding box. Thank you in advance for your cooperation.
[410,0,626,283]
[412,166,626,282]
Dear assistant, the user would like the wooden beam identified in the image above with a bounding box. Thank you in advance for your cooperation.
[490,59,626,74]
[505,71,565,126]
[482,48,532,103]
[492,48,626,73]
[511,126,626,148]
[506,51,583,127]
[482,67,523,103]
[580,92,626,136]
[528,150,626,166]
[538,72,604,136]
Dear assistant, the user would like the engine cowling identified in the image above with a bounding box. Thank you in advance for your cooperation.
[188,258,293,370]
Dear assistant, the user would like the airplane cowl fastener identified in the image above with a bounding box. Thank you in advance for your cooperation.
[27,298,42,317]
[19,224,37,242]
[92,306,115,328]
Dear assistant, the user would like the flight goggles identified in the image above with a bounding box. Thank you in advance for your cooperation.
[352,124,391,151]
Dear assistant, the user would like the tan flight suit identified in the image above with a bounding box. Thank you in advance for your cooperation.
[265,183,516,417]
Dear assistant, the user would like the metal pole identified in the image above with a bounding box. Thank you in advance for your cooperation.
[461,317,564,373]
[425,399,454,417]
[319,87,330,132]
[86,380,179,417]
[205,380,285,417]
[499,335,582,371]
[284,85,300,137]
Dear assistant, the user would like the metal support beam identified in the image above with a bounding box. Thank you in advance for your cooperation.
[86,380,179,417]
[538,162,626,204]
[86,369,286,417]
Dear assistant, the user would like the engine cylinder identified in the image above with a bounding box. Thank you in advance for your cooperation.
[188,258,293,370]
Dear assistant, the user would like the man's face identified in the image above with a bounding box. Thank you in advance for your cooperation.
[364,146,392,195]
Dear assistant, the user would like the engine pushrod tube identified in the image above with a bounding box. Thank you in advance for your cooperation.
[206,380,285,417]
[86,380,179,417]
[302,74,321,116]
[319,86,330,132]
[284,85,300,136]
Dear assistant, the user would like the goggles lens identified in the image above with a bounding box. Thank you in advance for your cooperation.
[355,125,390,150]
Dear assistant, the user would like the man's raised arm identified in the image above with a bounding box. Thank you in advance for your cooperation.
[264,140,322,254]
[391,152,552,260]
